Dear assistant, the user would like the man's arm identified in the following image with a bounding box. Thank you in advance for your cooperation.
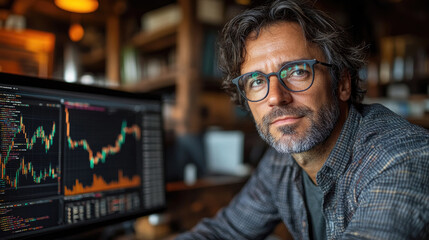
[176,149,282,240]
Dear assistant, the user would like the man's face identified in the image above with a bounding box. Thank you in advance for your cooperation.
[241,22,340,154]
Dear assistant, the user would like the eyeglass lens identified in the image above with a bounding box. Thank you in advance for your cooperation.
[237,61,314,101]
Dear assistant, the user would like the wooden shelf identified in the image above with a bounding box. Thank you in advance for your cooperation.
[121,71,177,92]
[0,29,55,78]
[123,0,203,134]
[130,24,178,52]
[80,48,105,67]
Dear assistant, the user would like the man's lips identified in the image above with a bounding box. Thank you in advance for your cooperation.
[271,116,302,125]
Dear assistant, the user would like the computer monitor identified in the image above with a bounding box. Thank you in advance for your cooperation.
[0,73,166,239]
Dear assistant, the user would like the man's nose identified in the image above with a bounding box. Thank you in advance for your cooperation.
[266,76,292,107]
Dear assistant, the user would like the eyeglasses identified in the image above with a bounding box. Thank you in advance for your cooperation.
[232,59,333,102]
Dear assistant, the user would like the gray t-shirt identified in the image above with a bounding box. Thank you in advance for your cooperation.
[303,170,326,240]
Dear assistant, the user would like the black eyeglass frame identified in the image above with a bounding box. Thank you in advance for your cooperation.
[232,59,333,102]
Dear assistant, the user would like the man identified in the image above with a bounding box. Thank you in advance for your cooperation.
[177,0,429,239]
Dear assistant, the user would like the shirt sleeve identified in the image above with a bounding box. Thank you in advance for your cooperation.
[175,149,282,240]
[341,151,429,240]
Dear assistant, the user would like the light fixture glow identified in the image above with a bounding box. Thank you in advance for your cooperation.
[55,0,99,13]
[69,23,84,42]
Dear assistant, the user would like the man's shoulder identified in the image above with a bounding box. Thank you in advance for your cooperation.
[351,103,429,173]
[356,103,428,146]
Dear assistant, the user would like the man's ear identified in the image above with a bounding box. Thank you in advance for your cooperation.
[338,70,351,102]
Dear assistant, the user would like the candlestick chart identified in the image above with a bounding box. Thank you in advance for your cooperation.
[0,93,60,201]
[63,104,142,196]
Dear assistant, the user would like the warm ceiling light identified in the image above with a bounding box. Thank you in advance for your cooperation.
[69,23,84,42]
[55,0,99,13]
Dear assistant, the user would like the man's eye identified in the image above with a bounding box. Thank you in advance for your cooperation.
[291,69,306,76]
[244,73,266,89]
[287,63,310,79]
[250,78,264,87]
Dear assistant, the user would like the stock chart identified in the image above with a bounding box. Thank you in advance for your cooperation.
[0,93,61,201]
[0,92,61,236]
[63,102,142,196]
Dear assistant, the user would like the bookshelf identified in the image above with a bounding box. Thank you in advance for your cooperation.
[0,29,55,78]
[121,24,179,91]
[130,24,178,52]
[121,0,207,135]
[122,71,177,92]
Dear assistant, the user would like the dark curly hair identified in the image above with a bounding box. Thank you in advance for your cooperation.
[218,0,367,109]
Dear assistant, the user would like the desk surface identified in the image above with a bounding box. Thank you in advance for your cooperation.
[166,175,249,192]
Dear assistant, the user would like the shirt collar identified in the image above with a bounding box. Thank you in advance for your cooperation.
[316,104,361,187]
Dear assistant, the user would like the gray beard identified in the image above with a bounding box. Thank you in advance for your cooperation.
[255,98,340,154]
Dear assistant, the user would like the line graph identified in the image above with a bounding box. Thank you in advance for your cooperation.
[65,108,140,169]
[63,103,142,196]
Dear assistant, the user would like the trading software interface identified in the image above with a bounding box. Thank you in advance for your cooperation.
[0,74,166,239]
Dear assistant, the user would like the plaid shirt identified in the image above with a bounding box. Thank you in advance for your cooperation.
[177,104,429,240]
